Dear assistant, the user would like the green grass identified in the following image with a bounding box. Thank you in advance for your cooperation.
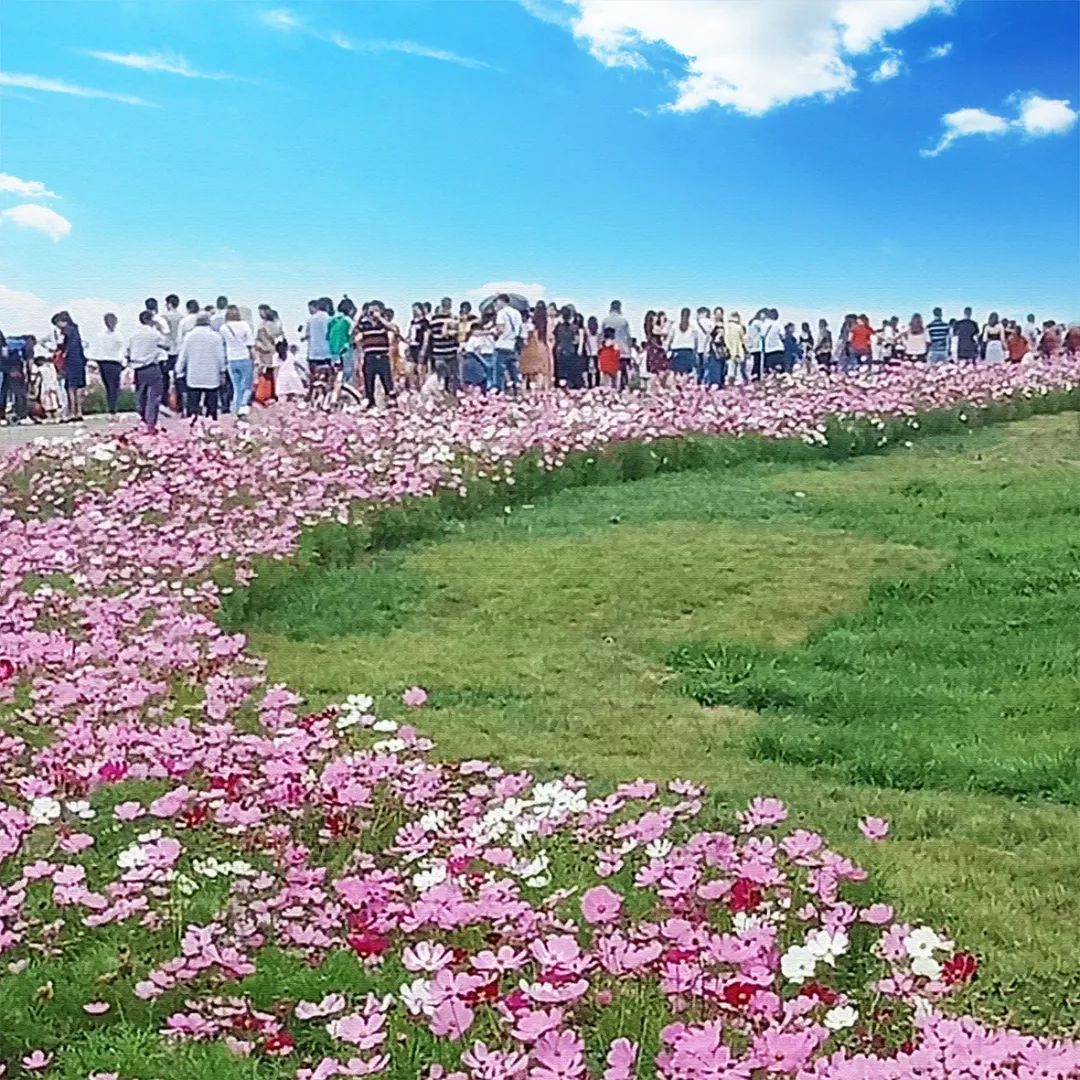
[246,415,1080,1030]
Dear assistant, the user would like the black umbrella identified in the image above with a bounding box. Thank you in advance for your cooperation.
[478,293,532,316]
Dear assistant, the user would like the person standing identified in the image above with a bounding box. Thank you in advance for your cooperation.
[255,306,283,400]
[601,301,632,391]
[125,310,167,431]
[0,331,30,425]
[519,301,552,391]
[457,301,477,347]
[327,300,356,386]
[553,305,584,389]
[848,314,874,366]
[220,306,256,417]
[903,313,929,362]
[747,309,766,380]
[427,298,461,394]
[89,313,126,418]
[177,313,226,420]
[354,301,396,408]
[157,294,183,410]
[926,307,950,363]
[725,311,747,384]
[814,318,833,373]
[492,294,523,395]
[781,322,801,374]
[693,306,714,384]
[953,306,980,362]
[762,308,784,375]
[667,308,697,380]
[584,315,600,388]
[704,308,727,388]
[210,296,229,332]
[51,311,87,423]
[304,297,331,369]
[1023,313,1040,354]
[981,312,1006,363]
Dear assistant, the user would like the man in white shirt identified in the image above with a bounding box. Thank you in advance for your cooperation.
[762,307,784,375]
[87,312,127,418]
[210,296,228,332]
[492,294,523,396]
[600,300,633,390]
[1023,314,1040,351]
[161,294,183,411]
[693,306,714,384]
[126,310,167,431]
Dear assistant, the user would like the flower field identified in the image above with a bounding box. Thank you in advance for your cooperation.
[2,363,1080,1078]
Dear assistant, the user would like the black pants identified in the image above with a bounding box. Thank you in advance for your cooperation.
[751,351,764,380]
[219,372,233,414]
[764,350,784,375]
[363,352,394,407]
[435,353,460,394]
[98,360,123,413]
[185,386,219,419]
[0,370,28,421]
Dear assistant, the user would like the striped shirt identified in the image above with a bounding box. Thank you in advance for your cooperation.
[356,317,390,355]
[927,319,950,350]
[429,313,459,364]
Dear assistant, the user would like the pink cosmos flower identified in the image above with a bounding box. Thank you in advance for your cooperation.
[83,1000,111,1014]
[581,884,622,925]
[859,815,890,841]
[402,686,429,708]
[22,1051,53,1071]
[603,1038,637,1080]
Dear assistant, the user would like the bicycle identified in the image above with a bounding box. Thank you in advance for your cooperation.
[307,361,364,412]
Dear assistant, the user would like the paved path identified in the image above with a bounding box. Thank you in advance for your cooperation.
[0,415,124,450]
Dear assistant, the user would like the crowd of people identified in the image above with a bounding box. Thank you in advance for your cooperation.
[0,293,1076,431]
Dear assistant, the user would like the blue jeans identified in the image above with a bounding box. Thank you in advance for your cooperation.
[339,347,356,384]
[928,347,948,364]
[494,348,519,394]
[228,357,254,411]
[703,357,727,387]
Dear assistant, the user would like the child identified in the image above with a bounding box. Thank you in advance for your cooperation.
[597,329,621,390]
[0,334,31,425]
[462,319,495,392]
[32,348,62,422]
[275,343,307,402]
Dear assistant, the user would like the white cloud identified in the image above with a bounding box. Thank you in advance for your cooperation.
[84,50,237,81]
[927,41,953,59]
[921,106,1009,156]
[0,172,58,199]
[0,284,137,340]
[259,8,492,69]
[923,93,1078,156]
[0,204,72,242]
[519,0,953,115]
[1013,93,1078,137]
[0,71,151,106]
[870,51,903,82]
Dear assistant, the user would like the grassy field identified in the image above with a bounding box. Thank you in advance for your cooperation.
[245,414,1080,1031]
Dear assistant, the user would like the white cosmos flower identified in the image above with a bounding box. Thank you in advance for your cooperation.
[904,926,952,960]
[517,853,549,879]
[371,718,398,733]
[344,694,374,712]
[411,863,448,892]
[824,1005,858,1031]
[525,872,552,889]
[645,838,672,860]
[400,978,434,1017]
[780,945,818,984]
[29,796,62,826]
[65,800,96,820]
[116,843,146,870]
[418,809,449,833]
[911,955,943,980]
[806,928,849,966]
[372,738,406,754]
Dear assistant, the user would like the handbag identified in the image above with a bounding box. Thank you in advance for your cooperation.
[254,372,275,405]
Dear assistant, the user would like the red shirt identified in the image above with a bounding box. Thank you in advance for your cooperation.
[849,324,873,351]
[598,344,621,376]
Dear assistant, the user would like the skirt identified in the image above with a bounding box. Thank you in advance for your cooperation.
[671,348,696,375]
[984,340,1005,364]
[645,341,669,373]
[519,334,551,378]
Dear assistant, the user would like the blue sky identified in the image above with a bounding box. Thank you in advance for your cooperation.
[1,0,1077,337]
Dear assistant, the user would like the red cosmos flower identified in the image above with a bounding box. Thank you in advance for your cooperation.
[233,1013,266,1033]
[799,982,839,1006]
[727,878,764,914]
[97,761,127,783]
[662,947,697,965]
[262,1030,295,1056]
[465,978,501,1005]
[182,803,209,829]
[347,931,389,958]
[942,951,979,985]
[722,981,759,1008]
